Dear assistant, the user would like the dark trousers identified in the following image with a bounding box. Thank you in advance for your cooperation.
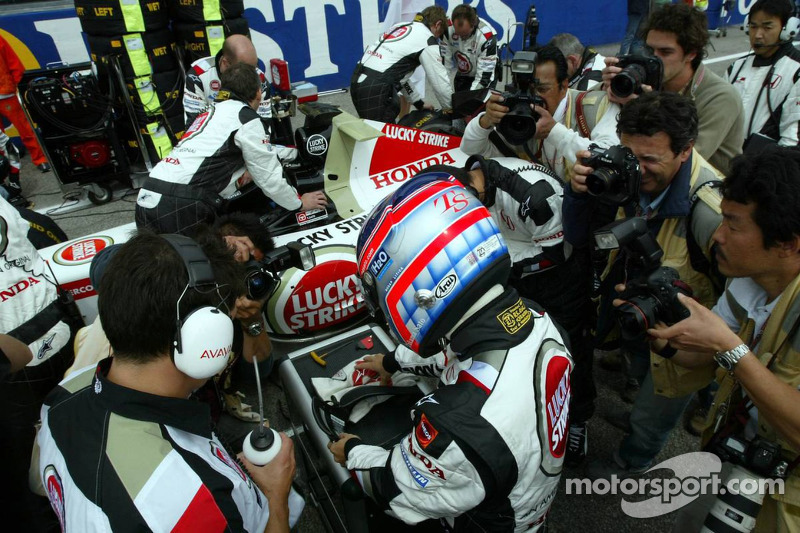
[350,79,400,123]
[135,195,217,236]
[512,250,597,424]
[0,345,75,532]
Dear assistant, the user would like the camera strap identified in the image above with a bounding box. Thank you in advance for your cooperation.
[575,91,591,139]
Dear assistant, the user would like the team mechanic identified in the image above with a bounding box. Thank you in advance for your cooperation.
[32,232,300,532]
[183,34,275,129]
[136,63,327,235]
[430,155,596,467]
[328,173,573,531]
[0,196,81,528]
[444,4,499,93]
[727,0,800,147]
[351,5,453,123]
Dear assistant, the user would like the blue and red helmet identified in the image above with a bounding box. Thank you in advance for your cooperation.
[356,171,511,356]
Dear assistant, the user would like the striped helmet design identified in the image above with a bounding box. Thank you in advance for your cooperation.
[356,172,510,356]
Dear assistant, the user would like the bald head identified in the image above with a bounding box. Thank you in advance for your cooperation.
[220,34,258,73]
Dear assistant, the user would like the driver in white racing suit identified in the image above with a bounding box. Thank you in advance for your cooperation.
[351,6,453,123]
[445,4,499,92]
[183,34,274,129]
[328,172,572,531]
[137,63,326,235]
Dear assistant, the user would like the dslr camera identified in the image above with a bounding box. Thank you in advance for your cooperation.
[244,241,315,300]
[610,54,663,99]
[701,435,788,533]
[594,218,692,339]
[498,50,545,145]
[582,143,641,205]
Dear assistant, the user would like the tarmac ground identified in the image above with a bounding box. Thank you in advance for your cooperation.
[15,24,759,532]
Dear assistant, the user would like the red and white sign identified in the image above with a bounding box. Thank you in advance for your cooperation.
[456,51,471,73]
[53,236,113,266]
[545,355,572,459]
[383,25,410,41]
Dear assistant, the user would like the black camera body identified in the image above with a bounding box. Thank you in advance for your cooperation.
[582,143,641,205]
[498,90,544,145]
[244,241,315,300]
[712,435,788,479]
[610,55,663,98]
[615,266,693,339]
[497,50,544,145]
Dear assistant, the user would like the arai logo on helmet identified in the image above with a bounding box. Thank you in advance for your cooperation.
[434,274,457,299]
[306,134,328,156]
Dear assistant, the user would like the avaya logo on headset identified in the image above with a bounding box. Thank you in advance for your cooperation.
[200,344,232,359]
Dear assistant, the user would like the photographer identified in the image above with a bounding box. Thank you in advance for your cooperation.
[649,147,800,530]
[136,63,327,236]
[32,232,299,531]
[564,92,725,478]
[444,4,498,92]
[429,155,596,466]
[603,2,744,174]
[350,6,452,122]
[549,33,605,91]
[461,45,620,183]
[727,0,800,148]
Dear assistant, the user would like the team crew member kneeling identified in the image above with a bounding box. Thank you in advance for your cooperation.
[136,63,327,235]
[351,5,453,122]
[328,173,573,531]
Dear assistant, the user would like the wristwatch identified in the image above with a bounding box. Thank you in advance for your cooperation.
[245,320,264,337]
[714,343,750,373]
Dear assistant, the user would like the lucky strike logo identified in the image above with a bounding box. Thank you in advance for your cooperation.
[415,413,438,449]
[384,25,410,41]
[285,260,365,331]
[44,465,66,530]
[545,356,571,458]
[210,79,221,91]
[456,51,471,73]
[53,237,113,266]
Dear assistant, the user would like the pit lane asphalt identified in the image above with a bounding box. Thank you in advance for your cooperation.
[23,30,755,532]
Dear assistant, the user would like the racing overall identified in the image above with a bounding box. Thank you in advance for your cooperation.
[351,21,452,123]
[444,19,499,92]
[344,288,573,531]
[135,98,301,235]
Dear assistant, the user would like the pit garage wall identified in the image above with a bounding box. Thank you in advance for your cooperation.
[0,0,749,95]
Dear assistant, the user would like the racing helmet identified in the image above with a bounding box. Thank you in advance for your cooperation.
[356,171,511,356]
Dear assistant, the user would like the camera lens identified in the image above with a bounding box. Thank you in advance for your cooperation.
[615,297,658,339]
[610,64,647,98]
[586,168,621,197]
[498,102,538,145]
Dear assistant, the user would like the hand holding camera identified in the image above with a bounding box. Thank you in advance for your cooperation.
[478,92,510,130]
[573,144,641,205]
[646,293,745,355]
[601,55,663,104]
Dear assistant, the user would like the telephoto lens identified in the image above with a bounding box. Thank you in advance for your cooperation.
[700,464,767,533]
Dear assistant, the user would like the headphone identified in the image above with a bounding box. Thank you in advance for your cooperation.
[162,234,234,380]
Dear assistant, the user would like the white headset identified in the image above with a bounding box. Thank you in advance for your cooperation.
[163,234,234,380]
